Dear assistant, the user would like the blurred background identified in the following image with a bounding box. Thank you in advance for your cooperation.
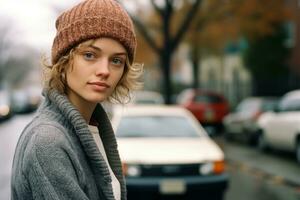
[1,0,300,200]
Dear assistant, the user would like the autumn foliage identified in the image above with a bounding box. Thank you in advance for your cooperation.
[197,0,292,51]
[126,0,292,102]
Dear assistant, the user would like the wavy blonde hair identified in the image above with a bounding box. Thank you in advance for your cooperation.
[43,39,143,104]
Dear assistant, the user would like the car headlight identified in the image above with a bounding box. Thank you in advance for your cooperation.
[122,163,141,177]
[199,162,213,175]
[0,105,10,116]
[199,160,225,175]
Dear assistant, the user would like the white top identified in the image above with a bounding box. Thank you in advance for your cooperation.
[88,125,121,200]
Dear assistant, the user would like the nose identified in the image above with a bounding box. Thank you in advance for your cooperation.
[95,58,110,78]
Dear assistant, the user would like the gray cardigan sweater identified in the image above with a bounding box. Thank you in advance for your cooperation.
[11,89,126,200]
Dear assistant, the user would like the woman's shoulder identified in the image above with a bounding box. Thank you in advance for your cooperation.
[33,121,67,138]
[15,119,73,169]
[21,116,70,152]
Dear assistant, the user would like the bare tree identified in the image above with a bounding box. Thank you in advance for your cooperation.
[4,46,38,86]
[124,0,200,104]
[0,22,12,85]
[0,20,38,88]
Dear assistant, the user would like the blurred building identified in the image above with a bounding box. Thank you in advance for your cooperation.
[200,53,252,108]
[172,44,193,85]
[196,0,300,106]
[170,42,251,107]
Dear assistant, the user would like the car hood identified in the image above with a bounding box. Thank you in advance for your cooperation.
[117,137,224,164]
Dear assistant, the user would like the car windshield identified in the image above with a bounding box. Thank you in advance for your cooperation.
[236,99,261,113]
[116,116,201,138]
[0,92,10,104]
[261,99,278,111]
[278,97,300,111]
[195,94,223,103]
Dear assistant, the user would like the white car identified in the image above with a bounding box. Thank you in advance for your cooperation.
[129,90,164,105]
[223,97,278,144]
[0,89,12,121]
[11,86,42,114]
[112,105,228,199]
[257,90,300,163]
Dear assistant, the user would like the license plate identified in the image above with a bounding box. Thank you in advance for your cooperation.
[159,179,186,194]
[204,110,215,121]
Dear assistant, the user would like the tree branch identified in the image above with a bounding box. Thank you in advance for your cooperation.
[172,0,201,51]
[166,0,173,16]
[166,0,172,9]
[131,16,161,54]
[151,0,163,17]
[118,0,161,54]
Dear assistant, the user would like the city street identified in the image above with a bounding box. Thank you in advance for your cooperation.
[0,114,34,200]
[1,114,300,200]
[1,0,300,199]
[216,137,300,200]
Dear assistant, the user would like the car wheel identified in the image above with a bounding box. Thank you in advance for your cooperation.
[257,132,269,152]
[249,129,260,146]
[296,140,300,164]
[224,132,233,141]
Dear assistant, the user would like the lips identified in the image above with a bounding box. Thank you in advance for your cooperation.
[87,81,111,92]
[88,81,110,88]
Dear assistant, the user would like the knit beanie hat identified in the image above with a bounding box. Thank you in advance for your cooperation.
[51,0,136,65]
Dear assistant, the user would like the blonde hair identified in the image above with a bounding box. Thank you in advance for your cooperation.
[43,39,143,104]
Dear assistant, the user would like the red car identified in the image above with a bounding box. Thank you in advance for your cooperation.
[177,89,230,130]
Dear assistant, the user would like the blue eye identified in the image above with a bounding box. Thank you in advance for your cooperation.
[83,52,95,60]
[112,57,124,66]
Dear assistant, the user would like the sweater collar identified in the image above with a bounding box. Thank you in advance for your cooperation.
[43,88,126,200]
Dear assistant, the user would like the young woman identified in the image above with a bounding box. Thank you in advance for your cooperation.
[11,0,142,199]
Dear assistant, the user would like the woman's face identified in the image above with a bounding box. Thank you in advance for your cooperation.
[66,37,127,106]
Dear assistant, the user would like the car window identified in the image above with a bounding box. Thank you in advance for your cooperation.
[261,99,278,112]
[194,94,223,103]
[278,98,300,111]
[0,91,10,104]
[131,91,164,105]
[116,116,201,138]
[134,99,162,104]
[176,90,193,104]
[235,99,261,113]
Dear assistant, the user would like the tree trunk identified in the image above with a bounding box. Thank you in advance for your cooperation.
[127,0,200,104]
[161,1,172,104]
[161,52,172,104]
[252,75,289,96]
[192,44,200,89]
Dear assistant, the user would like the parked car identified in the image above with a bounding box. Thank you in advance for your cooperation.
[11,86,42,114]
[257,90,300,163]
[11,88,42,114]
[112,105,229,200]
[130,90,164,105]
[177,89,230,132]
[0,89,12,122]
[223,97,278,144]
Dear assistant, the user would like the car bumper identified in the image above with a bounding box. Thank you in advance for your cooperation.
[0,112,12,122]
[126,173,229,196]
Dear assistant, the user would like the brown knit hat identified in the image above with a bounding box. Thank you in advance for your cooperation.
[51,0,136,65]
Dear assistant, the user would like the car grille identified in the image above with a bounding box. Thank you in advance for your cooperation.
[140,163,200,177]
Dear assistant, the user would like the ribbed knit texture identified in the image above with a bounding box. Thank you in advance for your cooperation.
[51,0,136,65]
[11,89,126,200]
